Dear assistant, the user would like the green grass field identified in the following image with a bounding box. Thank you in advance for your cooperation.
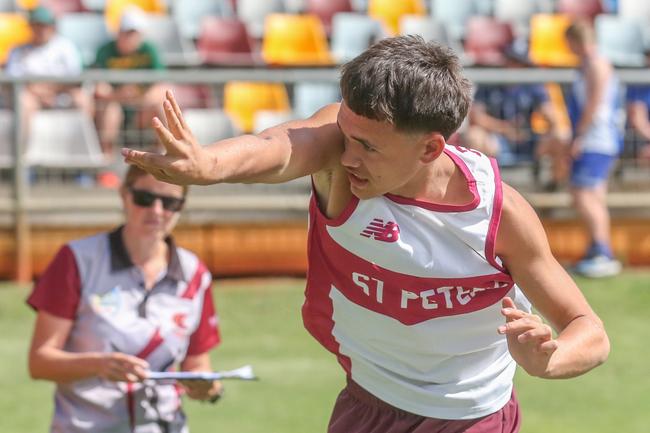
[1,272,648,433]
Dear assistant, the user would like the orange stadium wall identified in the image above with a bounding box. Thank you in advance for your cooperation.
[0,219,649,281]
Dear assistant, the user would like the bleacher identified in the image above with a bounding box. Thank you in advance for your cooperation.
[1,0,650,280]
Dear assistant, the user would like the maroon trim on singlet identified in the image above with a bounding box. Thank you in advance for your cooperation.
[26,245,81,320]
[384,148,480,212]
[305,195,353,374]
[485,157,508,273]
[181,261,208,299]
[309,177,361,227]
[313,223,513,325]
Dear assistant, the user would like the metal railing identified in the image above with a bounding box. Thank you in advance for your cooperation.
[2,67,650,280]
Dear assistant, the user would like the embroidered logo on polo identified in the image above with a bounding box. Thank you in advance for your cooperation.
[90,285,121,315]
[360,218,400,242]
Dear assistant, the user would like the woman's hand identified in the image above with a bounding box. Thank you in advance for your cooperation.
[179,379,224,402]
[95,352,150,382]
[498,297,559,377]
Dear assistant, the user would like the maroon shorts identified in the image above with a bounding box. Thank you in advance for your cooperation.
[327,380,521,433]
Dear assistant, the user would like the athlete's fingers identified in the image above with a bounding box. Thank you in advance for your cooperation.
[163,99,185,141]
[538,339,560,354]
[498,317,544,335]
[516,325,553,344]
[166,90,189,131]
[122,145,173,173]
[152,117,187,156]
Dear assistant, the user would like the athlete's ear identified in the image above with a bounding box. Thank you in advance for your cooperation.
[420,132,445,163]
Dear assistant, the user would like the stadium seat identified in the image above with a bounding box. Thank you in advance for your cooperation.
[253,110,294,134]
[105,0,167,32]
[196,16,257,66]
[172,0,234,41]
[284,0,306,14]
[0,109,13,169]
[24,109,107,168]
[0,0,14,12]
[367,0,425,36]
[184,109,239,144]
[529,14,579,67]
[619,0,650,21]
[493,0,543,38]
[15,0,37,9]
[429,0,477,42]
[169,84,213,109]
[139,14,199,66]
[557,0,604,21]
[41,0,85,16]
[330,12,383,63]
[81,0,106,11]
[0,13,31,65]
[236,0,285,39]
[224,82,290,133]
[464,17,514,66]
[306,0,352,35]
[399,15,450,46]
[261,13,332,66]
[293,82,340,119]
[58,13,111,67]
[595,15,645,67]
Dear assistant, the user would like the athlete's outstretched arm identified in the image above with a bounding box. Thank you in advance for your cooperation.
[122,91,342,186]
[495,183,610,379]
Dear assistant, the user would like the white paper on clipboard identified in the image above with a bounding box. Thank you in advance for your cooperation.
[147,365,257,381]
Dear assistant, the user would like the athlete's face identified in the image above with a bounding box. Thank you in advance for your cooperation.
[337,101,444,200]
[121,174,185,239]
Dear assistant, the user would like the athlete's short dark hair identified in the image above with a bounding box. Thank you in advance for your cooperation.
[340,35,472,139]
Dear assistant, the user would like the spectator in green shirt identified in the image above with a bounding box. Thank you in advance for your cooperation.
[94,6,167,186]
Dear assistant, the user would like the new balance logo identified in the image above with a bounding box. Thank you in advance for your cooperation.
[360,218,400,242]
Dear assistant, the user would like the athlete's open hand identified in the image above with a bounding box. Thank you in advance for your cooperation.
[122,90,216,185]
[498,297,559,377]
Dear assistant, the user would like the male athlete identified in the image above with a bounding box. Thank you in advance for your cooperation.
[123,36,609,432]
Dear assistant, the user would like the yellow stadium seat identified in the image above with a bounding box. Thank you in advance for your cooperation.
[368,0,425,36]
[105,0,166,32]
[224,82,290,133]
[529,14,579,67]
[262,13,333,66]
[16,0,39,9]
[0,14,32,65]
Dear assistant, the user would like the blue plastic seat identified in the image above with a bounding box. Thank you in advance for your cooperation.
[58,13,111,67]
[429,0,477,42]
[172,0,234,40]
[236,0,285,39]
[330,12,384,63]
[293,82,340,119]
[595,15,645,67]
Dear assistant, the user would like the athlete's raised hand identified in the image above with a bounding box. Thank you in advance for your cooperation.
[122,90,216,185]
[498,296,559,377]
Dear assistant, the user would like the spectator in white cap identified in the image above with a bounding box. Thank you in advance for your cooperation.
[4,5,93,142]
[93,6,167,188]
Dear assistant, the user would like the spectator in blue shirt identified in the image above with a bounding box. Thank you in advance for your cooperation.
[625,83,650,161]
[466,42,564,171]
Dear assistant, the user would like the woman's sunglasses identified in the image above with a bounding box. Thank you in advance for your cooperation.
[128,188,185,212]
